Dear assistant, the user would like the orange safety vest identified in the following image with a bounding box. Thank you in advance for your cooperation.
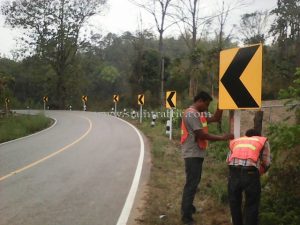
[180,107,209,150]
[229,136,267,162]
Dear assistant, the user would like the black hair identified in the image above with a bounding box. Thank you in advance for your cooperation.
[193,91,213,103]
[245,129,261,137]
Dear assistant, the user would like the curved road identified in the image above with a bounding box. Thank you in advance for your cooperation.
[0,111,146,225]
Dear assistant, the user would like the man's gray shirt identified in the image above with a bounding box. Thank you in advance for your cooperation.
[181,109,206,158]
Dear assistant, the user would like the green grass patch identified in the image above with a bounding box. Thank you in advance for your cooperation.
[0,113,53,143]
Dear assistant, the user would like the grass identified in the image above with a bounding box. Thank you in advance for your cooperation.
[131,116,232,225]
[0,113,53,143]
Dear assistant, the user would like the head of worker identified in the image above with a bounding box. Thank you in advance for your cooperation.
[245,128,261,137]
[193,91,213,112]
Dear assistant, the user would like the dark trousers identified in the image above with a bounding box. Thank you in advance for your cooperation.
[228,166,261,225]
[181,157,204,220]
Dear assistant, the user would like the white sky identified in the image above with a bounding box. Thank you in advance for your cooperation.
[0,0,277,58]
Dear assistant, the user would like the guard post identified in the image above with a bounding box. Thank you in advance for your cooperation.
[166,91,176,140]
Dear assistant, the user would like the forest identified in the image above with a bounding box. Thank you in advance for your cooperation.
[0,0,299,111]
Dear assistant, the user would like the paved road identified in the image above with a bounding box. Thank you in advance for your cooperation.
[0,111,145,225]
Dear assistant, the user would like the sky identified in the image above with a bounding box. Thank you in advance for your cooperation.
[0,0,277,58]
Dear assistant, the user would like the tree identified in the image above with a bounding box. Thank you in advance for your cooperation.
[0,73,15,103]
[270,0,300,66]
[1,0,107,108]
[129,0,175,107]
[238,11,269,45]
[174,0,211,97]
[279,67,300,123]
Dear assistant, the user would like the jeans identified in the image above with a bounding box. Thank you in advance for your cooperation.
[181,157,204,220]
[228,166,261,225]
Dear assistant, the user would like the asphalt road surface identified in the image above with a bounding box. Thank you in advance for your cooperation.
[0,110,145,225]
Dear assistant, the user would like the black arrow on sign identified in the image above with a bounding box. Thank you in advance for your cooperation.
[220,45,259,108]
[167,91,175,108]
[114,95,118,102]
[138,95,144,105]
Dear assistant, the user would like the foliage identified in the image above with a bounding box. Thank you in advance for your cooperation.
[260,144,300,225]
[267,123,300,159]
[0,113,52,143]
[260,67,300,225]
[239,10,269,44]
[1,0,107,108]
[270,0,300,44]
[279,67,300,122]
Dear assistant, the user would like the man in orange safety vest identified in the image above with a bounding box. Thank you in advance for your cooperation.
[227,128,271,225]
[180,91,234,225]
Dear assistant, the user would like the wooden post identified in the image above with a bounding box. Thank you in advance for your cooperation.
[254,110,264,135]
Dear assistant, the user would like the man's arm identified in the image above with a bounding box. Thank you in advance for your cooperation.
[194,129,233,141]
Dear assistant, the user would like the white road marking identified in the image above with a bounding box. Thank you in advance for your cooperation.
[115,117,145,225]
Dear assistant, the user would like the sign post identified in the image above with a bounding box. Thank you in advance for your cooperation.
[219,44,262,137]
[43,96,48,111]
[138,94,144,123]
[5,98,9,114]
[113,95,119,116]
[166,91,176,140]
[82,95,88,111]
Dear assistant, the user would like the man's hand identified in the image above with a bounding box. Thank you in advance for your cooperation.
[222,133,234,140]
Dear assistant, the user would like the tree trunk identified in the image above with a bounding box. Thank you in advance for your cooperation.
[159,31,164,107]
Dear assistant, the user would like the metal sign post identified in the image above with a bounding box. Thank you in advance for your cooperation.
[5,98,9,114]
[82,96,87,111]
[138,94,144,123]
[229,110,241,138]
[139,105,143,123]
[5,101,8,114]
[43,96,48,111]
[169,108,173,140]
[165,91,176,140]
[113,95,119,116]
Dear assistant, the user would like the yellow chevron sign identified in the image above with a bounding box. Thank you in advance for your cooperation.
[82,95,88,102]
[113,95,119,103]
[138,94,144,105]
[219,44,262,109]
[166,91,176,109]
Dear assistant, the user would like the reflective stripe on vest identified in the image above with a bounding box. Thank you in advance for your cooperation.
[229,136,267,162]
[180,108,208,149]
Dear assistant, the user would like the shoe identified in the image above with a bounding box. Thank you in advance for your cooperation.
[182,217,195,225]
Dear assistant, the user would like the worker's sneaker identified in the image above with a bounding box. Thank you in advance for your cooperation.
[182,216,195,225]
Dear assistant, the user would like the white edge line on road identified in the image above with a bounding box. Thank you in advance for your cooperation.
[114,117,145,225]
[0,116,92,182]
[0,117,58,147]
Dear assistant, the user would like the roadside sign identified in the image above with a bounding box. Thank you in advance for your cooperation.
[138,94,144,105]
[82,95,88,102]
[5,98,10,103]
[219,44,262,109]
[43,96,48,103]
[166,91,176,109]
[113,95,119,103]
